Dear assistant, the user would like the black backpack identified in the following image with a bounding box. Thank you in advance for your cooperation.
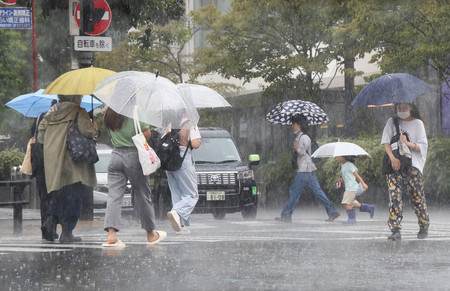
[149,122,191,172]
[310,138,321,163]
[381,117,412,174]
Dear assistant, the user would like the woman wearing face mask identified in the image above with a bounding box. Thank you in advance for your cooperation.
[275,114,340,223]
[381,103,429,241]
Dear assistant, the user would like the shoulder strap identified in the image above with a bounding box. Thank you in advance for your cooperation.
[133,106,143,135]
[392,117,400,136]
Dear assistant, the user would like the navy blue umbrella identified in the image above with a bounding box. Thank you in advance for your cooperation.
[266,100,329,125]
[351,73,431,107]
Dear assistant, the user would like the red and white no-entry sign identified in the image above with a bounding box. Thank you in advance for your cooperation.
[75,0,111,36]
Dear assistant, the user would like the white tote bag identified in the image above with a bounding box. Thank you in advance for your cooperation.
[132,107,161,175]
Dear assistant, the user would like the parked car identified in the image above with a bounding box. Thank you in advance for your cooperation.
[93,147,133,209]
[152,127,260,220]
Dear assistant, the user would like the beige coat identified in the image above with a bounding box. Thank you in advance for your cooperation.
[38,102,97,193]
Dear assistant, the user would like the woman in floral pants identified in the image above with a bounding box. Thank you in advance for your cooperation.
[382,103,429,241]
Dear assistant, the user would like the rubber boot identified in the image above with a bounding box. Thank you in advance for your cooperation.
[360,203,375,219]
[41,216,58,242]
[343,209,356,224]
[388,230,401,241]
[59,226,82,244]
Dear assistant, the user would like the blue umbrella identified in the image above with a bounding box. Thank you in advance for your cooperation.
[351,73,431,107]
[266,100,329,125]
[6,89,103,118]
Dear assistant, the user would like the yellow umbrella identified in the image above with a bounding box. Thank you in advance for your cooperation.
[43,67,116,95]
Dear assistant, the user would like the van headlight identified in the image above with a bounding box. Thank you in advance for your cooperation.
[238,170,254,180]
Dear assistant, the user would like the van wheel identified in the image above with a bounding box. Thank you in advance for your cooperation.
[241,205,257,220]
[212,209,226,220]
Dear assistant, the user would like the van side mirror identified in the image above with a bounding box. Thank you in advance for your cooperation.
[248,154,260,166]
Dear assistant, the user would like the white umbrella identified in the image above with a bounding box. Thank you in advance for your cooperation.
[93,71,199,129]
[311,142,371,158]
[176,84,231,108]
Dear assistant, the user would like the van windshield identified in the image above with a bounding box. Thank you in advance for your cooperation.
[192,137,241,164]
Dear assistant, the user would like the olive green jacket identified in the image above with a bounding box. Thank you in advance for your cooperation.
[38,102,97,193]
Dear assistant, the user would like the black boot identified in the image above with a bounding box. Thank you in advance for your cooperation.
[417,228,428,239]
[387,230,401,241]
[41,216,58,242]
[59,226,82,244]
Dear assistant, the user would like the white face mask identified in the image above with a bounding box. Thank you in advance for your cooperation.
[294,128,300,135]
[397,111,410,120]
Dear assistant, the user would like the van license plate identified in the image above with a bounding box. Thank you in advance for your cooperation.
[207,191,225,201]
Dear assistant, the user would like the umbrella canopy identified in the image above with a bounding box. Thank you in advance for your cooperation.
[266,100,329,125]
[351,73,431,107]
[93,71,199,129]
[311,142,371,158]
[6,89,103,118]
[43,67,116,95]
[176,84,231,108]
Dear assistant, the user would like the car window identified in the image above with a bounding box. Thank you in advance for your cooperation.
[95,153,111,173]
[192,137,241,163]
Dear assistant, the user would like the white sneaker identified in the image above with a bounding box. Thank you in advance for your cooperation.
[175,226,191,235]
[167,210,181,232]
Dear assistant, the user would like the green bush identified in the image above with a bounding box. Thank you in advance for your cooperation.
[0,148,25,180]
[423,137,450,203]
[256,135,450,206]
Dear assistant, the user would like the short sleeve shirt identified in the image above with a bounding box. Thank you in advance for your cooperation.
[341,162,358,192]
[381,117,428,173]
[110,117,150,148]
[296,133,317,173]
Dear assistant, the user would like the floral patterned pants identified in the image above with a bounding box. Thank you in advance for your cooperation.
[387,167,429,232]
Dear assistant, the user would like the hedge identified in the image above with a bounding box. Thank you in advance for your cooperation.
[0,148,25,181]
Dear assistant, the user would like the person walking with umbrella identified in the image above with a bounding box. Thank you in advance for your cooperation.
[38,95,98,243]
[381,103,429,241]
[274,114,340,223]
[311,141,374,224]
[336,155,374,224]
[102,107,166,247]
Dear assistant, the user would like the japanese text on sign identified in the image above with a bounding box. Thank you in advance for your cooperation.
[0,7,31,29]
[74,36,112,52]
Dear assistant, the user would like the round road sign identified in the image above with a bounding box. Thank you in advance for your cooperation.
[75,0,111,36]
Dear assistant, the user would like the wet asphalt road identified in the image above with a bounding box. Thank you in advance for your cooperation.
[0,207,449,290]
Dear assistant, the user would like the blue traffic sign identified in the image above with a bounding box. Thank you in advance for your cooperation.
[0,7,31,29]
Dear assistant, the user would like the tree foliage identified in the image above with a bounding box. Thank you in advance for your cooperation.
[336,0,450,84]
[36,0,185,30]
[191,0,340,105]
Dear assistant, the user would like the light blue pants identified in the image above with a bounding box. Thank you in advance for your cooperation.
[166,147,199,226]
[104,147,156,232]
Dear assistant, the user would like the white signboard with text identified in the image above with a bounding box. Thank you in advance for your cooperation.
[74,36,112,51]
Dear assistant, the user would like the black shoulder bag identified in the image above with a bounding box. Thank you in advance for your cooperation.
[382,117,412,175]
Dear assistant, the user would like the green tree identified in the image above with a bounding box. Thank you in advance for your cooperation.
[339,0,450,86]
[191,1,339,105]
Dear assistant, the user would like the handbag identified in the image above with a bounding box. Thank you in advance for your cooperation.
[66,111,99,164]
[20,116,42,176]
[132,107,161,175]
[382,117,412,175]
[20,136,34,175]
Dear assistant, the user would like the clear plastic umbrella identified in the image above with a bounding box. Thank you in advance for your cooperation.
[93,71,199,129]
[176,84,231,108]
[311,142,371,158]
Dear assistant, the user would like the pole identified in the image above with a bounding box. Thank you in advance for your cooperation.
[32,0,37,91]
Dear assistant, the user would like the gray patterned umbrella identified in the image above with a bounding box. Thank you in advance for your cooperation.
[265,100,329,125]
